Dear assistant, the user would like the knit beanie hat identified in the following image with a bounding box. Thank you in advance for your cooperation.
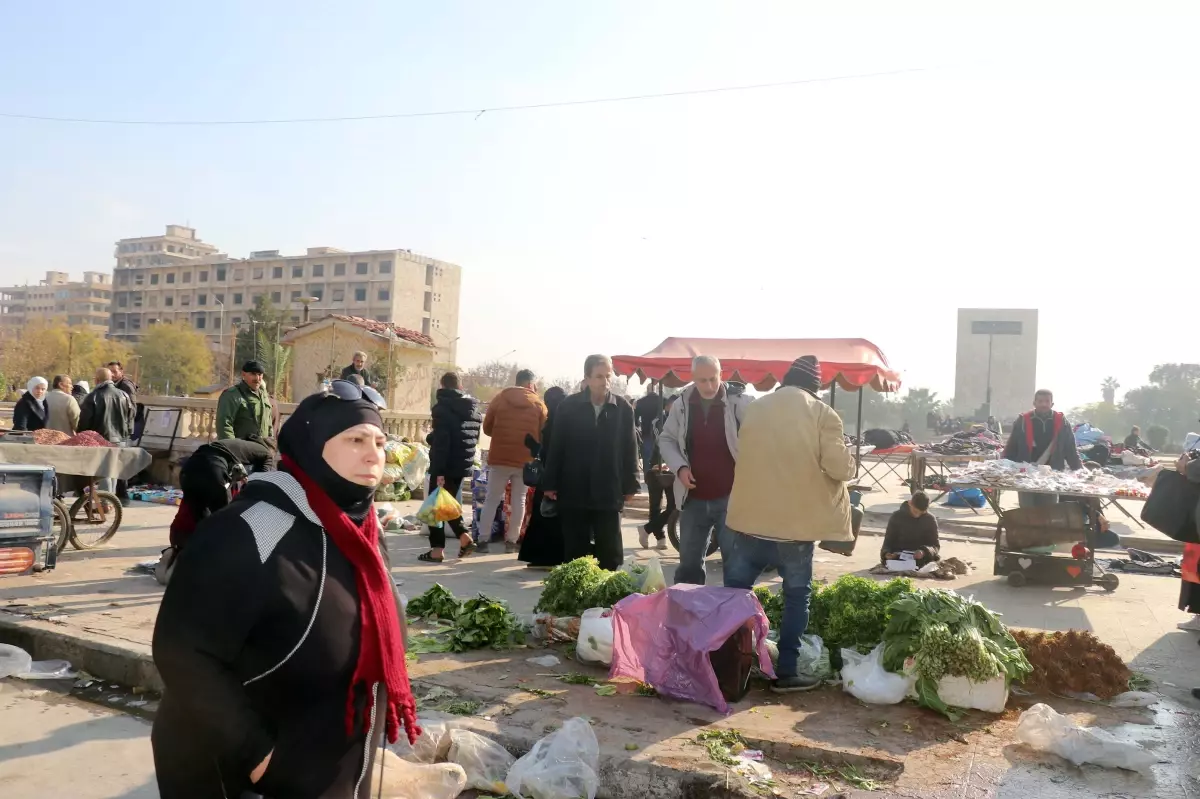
[783,355,822,394]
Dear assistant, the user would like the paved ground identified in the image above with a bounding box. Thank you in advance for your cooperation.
[2,500,1199,797]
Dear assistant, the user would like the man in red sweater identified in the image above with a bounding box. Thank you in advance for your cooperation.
[659,355,753,585]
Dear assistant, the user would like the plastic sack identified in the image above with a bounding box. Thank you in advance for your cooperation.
[391,712,460,763]
[622,556,667,594]
[576,608,614,666]
[0,644,33,679]
[796,635,834,681]
[417,487,462,526]
[840,644,910,705]
[609,585,775,713]
[401,444,431,491]
[447,729,515,794]
[506,717,600,799]
[1015,703,1158,773]
[377,749,468,799]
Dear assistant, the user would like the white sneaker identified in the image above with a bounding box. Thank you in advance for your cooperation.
[655,539,669,551]
[638,525,650,550]
[1177,616,1200,632]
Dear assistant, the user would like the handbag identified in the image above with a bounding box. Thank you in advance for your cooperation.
[1140,469,1200,544]
[523,458,543,488]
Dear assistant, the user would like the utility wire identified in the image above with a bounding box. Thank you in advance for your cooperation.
[0,67,923,126]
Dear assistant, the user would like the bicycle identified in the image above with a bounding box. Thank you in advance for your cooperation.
[67,485,123,549]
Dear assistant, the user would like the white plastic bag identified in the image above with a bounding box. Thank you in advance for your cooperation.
[0,644,32,679]
[391,712,459,763]
[840,644,911,705]
[506,717,600,799]
[18,659,77,680]
[796,635,833,681]
[1015,703,1158,773]
[377,749,468,799]
[621,556,667,594]
[447,729,515,794]
[576,608,614,666]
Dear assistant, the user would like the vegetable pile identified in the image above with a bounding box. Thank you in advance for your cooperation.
[881,589,1032,717]
[1010,629,1131,699]
[752,586,783,631]
[808,575,916,666]
[535,556,640,616]
[405,585,519,653]
[405,583,461,621]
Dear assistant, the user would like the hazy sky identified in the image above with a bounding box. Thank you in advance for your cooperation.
[1,2,1196,410]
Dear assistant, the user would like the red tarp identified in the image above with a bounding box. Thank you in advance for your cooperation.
[613,337,901,393]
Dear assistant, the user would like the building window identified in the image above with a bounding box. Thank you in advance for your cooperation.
[272,267,283,279]
[118,273,129,286]
[181,295,191,306]
[198,294,207,306]
[253,268,264,280]
[166,273,176,284]
[290,290,301,302]
[354,288,366,302]
[423,291,432,312]
[150,274,159,285]
[312,264,324,277]
[425,264,434,284]
[292,265,304,278]
[199,271,208,282]
[332,289,345,302]
[422,318,430,335]
[168,245,176,253]
[253,294,263,305]
[195,316,207,329]
[149,296,158,308]
[233,292,243,305]
[165,297,174,307]
[214,293,224,304]
[117,294,128,308]
[182,272,191,283]
[355,262,369,275]
[334,263,346,276]
[270,292,281,304]
[216,267,226,281]
[379,260,392,274]
[117,320,127,330]
[232,317,242,326]
[378,289,390,301]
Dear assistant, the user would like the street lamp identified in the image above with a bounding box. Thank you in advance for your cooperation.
[295,296,320,324]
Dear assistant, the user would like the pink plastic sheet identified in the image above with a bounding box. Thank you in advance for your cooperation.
[609,585,775,713]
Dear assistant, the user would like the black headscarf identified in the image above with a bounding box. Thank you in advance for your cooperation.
[278,392,384,522]
[543,386,567,415]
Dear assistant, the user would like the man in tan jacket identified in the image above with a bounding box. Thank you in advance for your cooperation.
[723,355,855,693]
[479,369,548,553]
[45,374,81,435]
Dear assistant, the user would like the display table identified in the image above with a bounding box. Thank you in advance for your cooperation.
[855,446,916,489]
[0,443,150,480]
[909,452,999,508]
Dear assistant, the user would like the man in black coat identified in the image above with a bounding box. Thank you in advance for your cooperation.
[78,367,135,495]
[542,354,639,570]
[880,491,941,564]
[423,372,482,560]
[107,360,139,505]
[1003,389,1082,508]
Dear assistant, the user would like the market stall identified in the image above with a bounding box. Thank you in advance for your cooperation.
[949,459,1151,591]
[613,336,902,475]
[0,437,151,549]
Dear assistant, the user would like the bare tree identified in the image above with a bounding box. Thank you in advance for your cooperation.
[460,360,519,402]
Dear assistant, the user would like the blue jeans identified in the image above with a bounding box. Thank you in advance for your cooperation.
[720,528,815,680]
[674,495,728,585]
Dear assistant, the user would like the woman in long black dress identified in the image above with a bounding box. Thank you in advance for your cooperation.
[518,386,567,569]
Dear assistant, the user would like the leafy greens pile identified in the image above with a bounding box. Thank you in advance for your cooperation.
[448,594,521,652]
[535,556,639,616]
[808,575,916,666]
[406,584,462,621]
[753,586,784,631]
[881,589,1032,717]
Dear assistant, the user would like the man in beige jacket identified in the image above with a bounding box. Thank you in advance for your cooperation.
[723,355,855,693]
[45,374,81,435]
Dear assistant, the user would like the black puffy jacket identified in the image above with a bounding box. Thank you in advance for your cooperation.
[426,388,482,480]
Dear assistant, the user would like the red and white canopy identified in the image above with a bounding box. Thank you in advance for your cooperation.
[613,337,901,393]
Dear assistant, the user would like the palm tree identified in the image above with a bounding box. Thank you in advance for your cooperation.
[1101,376,1120,405]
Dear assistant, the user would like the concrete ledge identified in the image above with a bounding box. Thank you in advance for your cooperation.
[0,613,162,692]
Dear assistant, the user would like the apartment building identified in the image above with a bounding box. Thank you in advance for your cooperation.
[108,226,462,365]
[0,270,113,334]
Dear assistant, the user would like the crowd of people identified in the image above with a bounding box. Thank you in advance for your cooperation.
[11,361,139,502]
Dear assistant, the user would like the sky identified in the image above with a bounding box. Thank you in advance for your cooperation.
[1,1,1197,411]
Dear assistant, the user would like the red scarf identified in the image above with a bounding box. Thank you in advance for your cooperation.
[281,456,420,746]
[1022,411,1063,452]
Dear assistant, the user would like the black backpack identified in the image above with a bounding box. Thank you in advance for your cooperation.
[863,428,899,450]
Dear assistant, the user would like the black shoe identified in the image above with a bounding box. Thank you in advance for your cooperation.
[771,675,822,694]
[475,542,490,554]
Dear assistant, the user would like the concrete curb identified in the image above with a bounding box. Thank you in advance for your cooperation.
[0,613,162,692]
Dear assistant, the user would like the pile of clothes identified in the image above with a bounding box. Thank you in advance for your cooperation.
[1104,548,1181,577]
[919,429,1005,456]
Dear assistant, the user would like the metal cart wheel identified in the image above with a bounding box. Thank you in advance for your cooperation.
[52,499,73,555]
[666,510,720,557]
[1099,572,1119,592]
[69,491,123,549]
[1007,571,1027,588]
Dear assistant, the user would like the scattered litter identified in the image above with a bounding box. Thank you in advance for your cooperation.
[1015,703,1159,773]
[447,729,514,795]
[506,717,600,799]
[18,659,77,680]
[526,654,561,667]
[421,687,457,704]
[800,782,830,796]
[0,645,33,679]
[740,749,764,761]
[377,750,467,799]
[594,685,617,697]
[391,712,461,763]
[733,756,774,787]
[107,696,122,703]
[128,699,148,707]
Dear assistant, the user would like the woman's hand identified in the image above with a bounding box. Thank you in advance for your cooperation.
[251,751,273,784]
[1177,454,1190,474]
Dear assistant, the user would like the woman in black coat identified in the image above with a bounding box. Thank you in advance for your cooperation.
[518,386,568,569]
[151,384,418,798]
[13,377,49,431]
[421,372,482,562]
